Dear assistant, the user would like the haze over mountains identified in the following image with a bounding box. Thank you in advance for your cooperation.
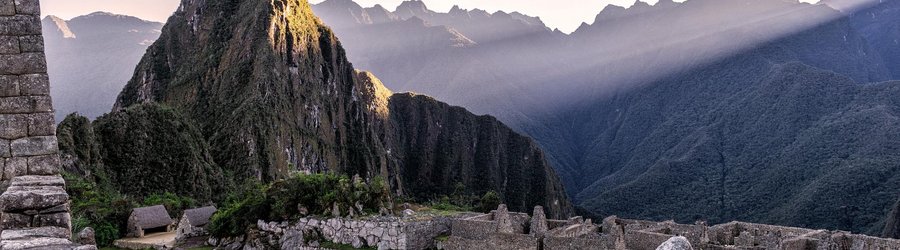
[41,0,900,237]
[42,12,163,120]
[314,0,900,235]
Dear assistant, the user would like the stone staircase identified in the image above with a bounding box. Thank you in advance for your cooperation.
[0,0,96,249]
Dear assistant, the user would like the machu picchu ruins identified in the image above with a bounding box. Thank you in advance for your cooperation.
[7,0,900,249]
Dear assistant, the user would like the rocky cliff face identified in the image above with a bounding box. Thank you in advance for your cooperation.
[388,93,569,217]
[885,198,900,239]
[111,0,571,217]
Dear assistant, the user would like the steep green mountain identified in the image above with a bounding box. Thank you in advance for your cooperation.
[58,104,228,202]
[109,0,572,217]
[43,13,163,120]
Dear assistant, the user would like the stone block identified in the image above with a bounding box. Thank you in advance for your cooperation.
[0,96,51,114]
[5,53,44,75]
[0,185,69,211]
[0,52,46,74]
[0,15,40,35]
[0,114,27,139]
[10,136,57,156]
[0,0,14,16]
[0,237,77,250]
[26,154,59,175]
[26,112,54,136]
[18,74,48,95]
[0,75,20,97]
[13,0,39,15]
[0,138,8,157]
[0,35,18,54]
[0,226,69,240]
[3,157,25,180]
[0,212,31,229]
[10,175,65,188]
[33,212,71,230]
[17,35,42,52]
[38,203,68,214]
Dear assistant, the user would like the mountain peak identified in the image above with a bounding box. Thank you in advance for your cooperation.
[42,15,76,39]
[395,0,431,15]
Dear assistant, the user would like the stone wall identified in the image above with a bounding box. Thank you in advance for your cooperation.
[213,215,460,250]
[543,235,616,250]
[0,0,93,249]
[443,233,540,250]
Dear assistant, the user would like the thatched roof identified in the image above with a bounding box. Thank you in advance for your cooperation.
[182,206,217,226]
[131,205,173,229]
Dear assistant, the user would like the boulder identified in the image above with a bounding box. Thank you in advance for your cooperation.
[656,236,693,250]
[76,227,96,246]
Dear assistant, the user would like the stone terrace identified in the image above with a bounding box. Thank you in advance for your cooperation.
[0,0,95,249]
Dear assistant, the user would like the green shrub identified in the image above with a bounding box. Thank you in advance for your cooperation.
[208,174,391,237]
[63,173,133,246]
[477,191,502,213]
[143,192,198,218]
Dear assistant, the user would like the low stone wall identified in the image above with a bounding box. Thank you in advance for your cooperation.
[213,215,459,250]
[444,233,540,250]
[543,235,616,250]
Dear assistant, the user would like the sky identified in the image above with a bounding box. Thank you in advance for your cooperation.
[40,0,820,33]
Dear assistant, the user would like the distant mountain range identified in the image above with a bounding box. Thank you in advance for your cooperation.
[42,12,163,120]
[312,0,900,235]
[43,0,900,236]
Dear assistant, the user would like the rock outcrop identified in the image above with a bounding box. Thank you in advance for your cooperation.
[0,0,94,248]
[110,0,572,217]
[884,198,900,239]
[656,236,693,250]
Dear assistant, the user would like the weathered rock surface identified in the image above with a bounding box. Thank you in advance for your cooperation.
[656,236,693,250]
[884,198,900,239]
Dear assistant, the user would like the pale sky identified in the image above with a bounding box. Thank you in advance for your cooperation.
[40,0,820,33]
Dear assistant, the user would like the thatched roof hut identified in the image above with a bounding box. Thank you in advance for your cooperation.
[127,205,174,237]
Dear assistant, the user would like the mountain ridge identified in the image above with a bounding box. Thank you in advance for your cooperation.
[109,0,573,217]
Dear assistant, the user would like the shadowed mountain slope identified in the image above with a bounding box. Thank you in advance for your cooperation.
[313,0,900,234]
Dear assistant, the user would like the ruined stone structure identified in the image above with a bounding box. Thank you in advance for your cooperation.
[0,0,94,249]
[212,214,472,250]
[175,206,216,242]
[444,205,900,250]
[444,205,611,250]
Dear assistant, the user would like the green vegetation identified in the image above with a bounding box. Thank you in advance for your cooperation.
[208,173,391,237]
[64,173,131,247]
[143,192,198,220]
[64,172,205,247]
[423,184,503,214]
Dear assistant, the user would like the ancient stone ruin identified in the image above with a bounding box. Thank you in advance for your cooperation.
[0,0,94,249]
[443,204,900,250]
